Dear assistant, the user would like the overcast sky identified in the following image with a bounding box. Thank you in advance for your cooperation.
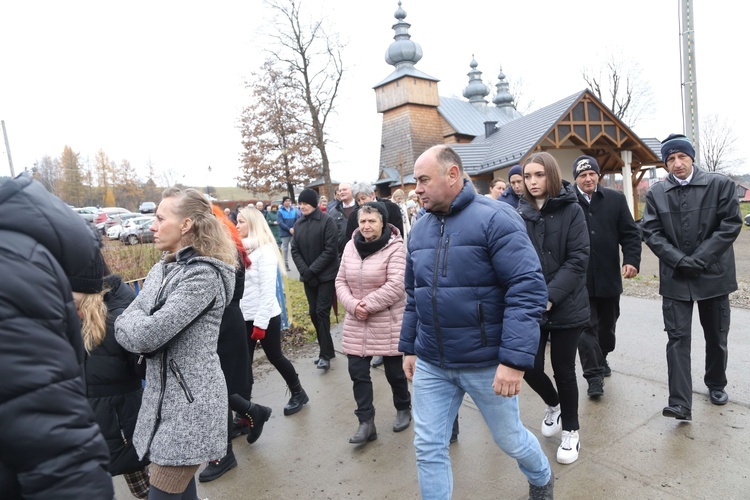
[1,0,746,188]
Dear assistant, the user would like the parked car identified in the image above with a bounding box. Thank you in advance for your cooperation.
[94,207,131,226]
[72,206,99,224]
[120,217,156,245]
[97,211,136,235]
[106,215,151,240]
[139,201,157,214]
[745,213,750,227]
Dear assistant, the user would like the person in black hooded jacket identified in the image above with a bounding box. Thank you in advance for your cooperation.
[69,250,150,498]
[517,152,590,466]
[0,173,113,499]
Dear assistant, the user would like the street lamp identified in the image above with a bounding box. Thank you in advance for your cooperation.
[206,165,212,197]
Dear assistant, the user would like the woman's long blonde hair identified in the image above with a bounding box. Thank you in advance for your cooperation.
[238,207,286,276]
[78,290,109,353]
[161,187,237,266]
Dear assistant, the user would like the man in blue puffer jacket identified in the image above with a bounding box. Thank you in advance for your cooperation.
[399,145,554,500]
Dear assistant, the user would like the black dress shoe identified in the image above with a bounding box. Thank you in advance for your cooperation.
[317,358,330,370]
[709,389,728,405]
[393,409,412,432]
[662,405,692,421]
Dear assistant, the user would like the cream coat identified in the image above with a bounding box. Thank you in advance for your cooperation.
[335,225,406,357]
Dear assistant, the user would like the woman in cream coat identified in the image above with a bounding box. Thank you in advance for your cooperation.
[335,202,411,445]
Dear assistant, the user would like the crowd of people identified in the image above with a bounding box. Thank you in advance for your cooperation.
[0,132,740,499]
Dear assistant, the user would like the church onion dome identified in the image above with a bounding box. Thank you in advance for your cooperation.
[462,56,489,104]
[493,66,514,108]
[385,1,423,69]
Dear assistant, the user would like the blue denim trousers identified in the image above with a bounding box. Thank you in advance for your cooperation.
[412,359,551,499]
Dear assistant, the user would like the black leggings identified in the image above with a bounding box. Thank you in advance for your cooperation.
[523,327,582,431]
[246,315,300,395]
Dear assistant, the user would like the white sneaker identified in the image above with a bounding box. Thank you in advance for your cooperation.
[556,430,580,464]
[541,405,561,437]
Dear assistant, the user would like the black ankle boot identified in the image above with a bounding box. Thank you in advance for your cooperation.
[349,418,377,444]
[284,384,309,416]
[198,449,237,483]
[229,394,273,444]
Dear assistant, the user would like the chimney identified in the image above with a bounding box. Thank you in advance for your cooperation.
[484,121,498,138]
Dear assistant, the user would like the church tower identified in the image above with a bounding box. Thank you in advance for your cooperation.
[374,2,443,179]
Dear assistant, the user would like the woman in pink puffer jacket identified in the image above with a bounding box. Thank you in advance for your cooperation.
[335,202,412,445]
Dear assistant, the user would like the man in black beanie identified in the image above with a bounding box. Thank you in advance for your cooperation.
[642,134,742,420]
[291,188,340,370]
[573,155,641,398]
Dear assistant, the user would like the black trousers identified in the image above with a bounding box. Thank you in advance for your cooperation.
[662,295,730,409]
[246,315,300,394]
[347,355,411,423]
[304,280,336,360]
[578,296,620,381]
[524,327,582,431]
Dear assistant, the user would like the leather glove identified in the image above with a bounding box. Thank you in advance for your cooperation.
[308,276,319,288]
[301,269,314,282]
[251,326,266,341]
[676,256,703,279]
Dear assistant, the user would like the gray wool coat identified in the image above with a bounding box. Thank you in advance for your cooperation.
[115,247,235,466]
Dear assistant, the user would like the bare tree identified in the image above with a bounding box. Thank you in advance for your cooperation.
[266,0,344,200]
[701,114,739,173]
[238,60,319,202]
[582,50,654,128]
[31,155,61,195]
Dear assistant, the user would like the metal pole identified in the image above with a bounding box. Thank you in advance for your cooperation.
[1,120,15,177]
[679,0,700,160]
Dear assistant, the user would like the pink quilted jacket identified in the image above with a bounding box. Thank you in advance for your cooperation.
[335,226,406,357]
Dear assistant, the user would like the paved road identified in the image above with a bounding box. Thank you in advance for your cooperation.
[114,295,750,499]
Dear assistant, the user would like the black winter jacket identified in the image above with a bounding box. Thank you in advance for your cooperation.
[291,208,341,283]
[518,182,590,329]
[642,167,741,301]
[576,186,642,298]
[85,277,149,476]
[0,173,113,499]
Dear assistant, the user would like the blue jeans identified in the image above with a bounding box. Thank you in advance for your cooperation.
[412,359,551,499]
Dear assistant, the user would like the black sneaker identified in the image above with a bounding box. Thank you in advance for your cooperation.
[603,359,612,377]
[198,450,237,483]
[529,473,554,500]
[587,380,604,398]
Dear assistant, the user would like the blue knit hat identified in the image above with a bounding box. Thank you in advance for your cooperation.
[573,155,600,179]
[508,164,523,180]
[660,133,695,163]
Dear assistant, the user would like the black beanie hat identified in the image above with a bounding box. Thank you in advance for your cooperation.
[298,188,319,208]
[508,164,523,180]
[68,250,108,294]
[573,155,601,179]
[660,133,695,163]
[362,201,389,226]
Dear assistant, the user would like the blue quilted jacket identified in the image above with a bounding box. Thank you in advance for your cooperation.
[399,180,547,370]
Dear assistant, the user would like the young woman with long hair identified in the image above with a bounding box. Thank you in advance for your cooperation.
[517,152,590,465]
[237,207,309,417]
[69,247,150,498]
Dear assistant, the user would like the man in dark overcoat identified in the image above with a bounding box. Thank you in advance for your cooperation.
[573,155,641,398]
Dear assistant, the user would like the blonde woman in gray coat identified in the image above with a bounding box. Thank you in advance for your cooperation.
[116,188,239,499]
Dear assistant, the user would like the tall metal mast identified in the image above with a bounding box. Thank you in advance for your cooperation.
[1,120,15,177]
[679,0,700,160]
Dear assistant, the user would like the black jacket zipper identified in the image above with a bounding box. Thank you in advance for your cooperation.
[169,359,195,403]
[433,216,446,365]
